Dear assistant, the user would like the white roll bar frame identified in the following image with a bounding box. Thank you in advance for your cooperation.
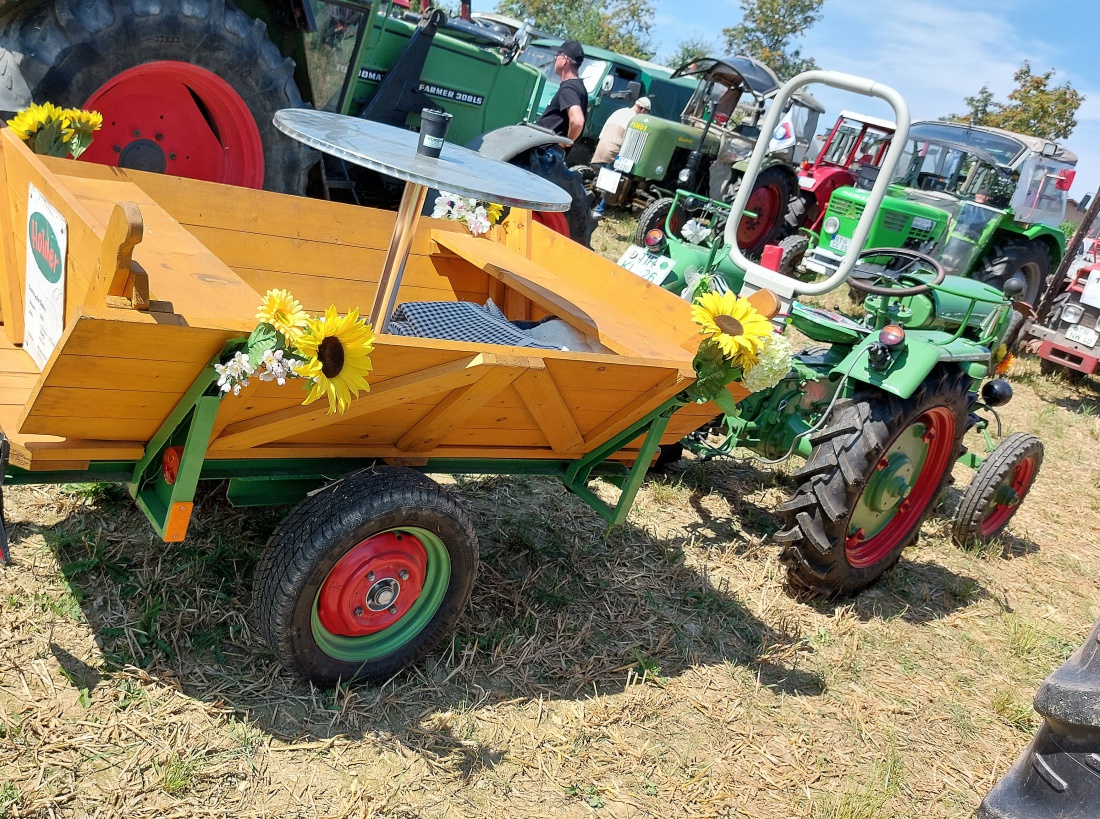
[723,70,911,301]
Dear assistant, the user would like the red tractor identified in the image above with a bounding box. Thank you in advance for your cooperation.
[1030,240,1100,380]
[778,110,895,274]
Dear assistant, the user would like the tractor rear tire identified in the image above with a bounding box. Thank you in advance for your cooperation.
[775,369,969,596]
[726,167,791,257]
[952,432,1042,549]
[512,148,595,247]
[974,239,1051,306]
[2,0,313,193]
[253,467,478,687]
[784,192,809,233]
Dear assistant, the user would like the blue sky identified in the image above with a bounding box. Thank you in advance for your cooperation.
[645,0,1099,200]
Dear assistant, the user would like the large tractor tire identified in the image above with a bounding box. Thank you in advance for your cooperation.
[253,467,478,687]
[775,369,969,596]
[974,238,1051,306]
[726,167,791,257]
[511,147,596,247]
[2,0,313,193]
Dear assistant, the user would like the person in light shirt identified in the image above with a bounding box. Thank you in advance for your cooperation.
[590,96,651,218]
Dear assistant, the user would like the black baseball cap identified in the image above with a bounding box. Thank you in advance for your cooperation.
[559,40,584,65]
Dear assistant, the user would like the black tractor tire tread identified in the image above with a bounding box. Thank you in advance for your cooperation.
[784,192,808,231]
[776,370,970,596]
[777,233,810,278]
[974,238,1052,306]
[952,432,1043,548]
[512,149,595,246]
[4,0,313,193]
[634,197,673,246]
[253,467,478,687]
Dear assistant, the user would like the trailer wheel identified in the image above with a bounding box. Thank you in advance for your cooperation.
[727,167,791,257]
[3,0,312,193]
[775,369,969,596]
[953,433,1042,549]
[634,197,691,246]
[253,467,478,687]
[777,234,809,278]
[974,239,1050,306]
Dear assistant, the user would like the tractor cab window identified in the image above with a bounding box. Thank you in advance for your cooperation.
[577,60,611,94]
[822,123,861,166]
[605,66,641,97]
[303,0,369,111]
[518,45,610,95]
[1011,154,1075,227]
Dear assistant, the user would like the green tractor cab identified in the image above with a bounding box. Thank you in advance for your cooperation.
[622,74,1044,596]
[801,121,1076,305]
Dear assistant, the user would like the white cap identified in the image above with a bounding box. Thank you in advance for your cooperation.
[635,97,651,110]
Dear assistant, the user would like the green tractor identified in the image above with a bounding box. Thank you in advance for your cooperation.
[592,55,824,256]
[797,121,1078,307]
[628,73,1043,594]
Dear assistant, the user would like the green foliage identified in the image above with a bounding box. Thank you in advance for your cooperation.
[499,0,655,58]
[721,0,825,81]
[663,35,716,69]
[947,61,1084,141]
[1061,220,1078,242]
[683,339,743,404]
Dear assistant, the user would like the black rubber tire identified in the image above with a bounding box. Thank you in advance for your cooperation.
[510,147,596,247]
[571,164,598,197]
[778,234,809,278]
[952,432,1043,549]
[2,0,313,194]
[634,197,673,246]
[775,369,970,596]
[974,239,1051,306]
[726,167,792,257]
[252,467,478,687]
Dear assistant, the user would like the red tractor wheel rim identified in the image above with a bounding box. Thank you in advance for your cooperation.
[80,61,265,188]
[979,456,1038,536]
[847,406,956,569]
[317,531,428,636]
[533,211,570,236]
[737,183,781,248]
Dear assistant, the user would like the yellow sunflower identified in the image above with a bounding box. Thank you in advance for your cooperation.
[691,290,773,364]
[7,102,70,140]
[63,107,103,135]
[486,202,504,224]
[256,288,309,342]
[295,305,375,414]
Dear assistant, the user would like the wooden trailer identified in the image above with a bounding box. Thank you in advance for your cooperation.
[0,128,762,684]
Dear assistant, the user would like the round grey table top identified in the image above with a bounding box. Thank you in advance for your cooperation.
[275,109,571,211]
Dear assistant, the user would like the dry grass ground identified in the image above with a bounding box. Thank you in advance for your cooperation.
[2,212,1098,818]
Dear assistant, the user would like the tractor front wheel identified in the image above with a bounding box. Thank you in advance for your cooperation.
[776,370,969,595]
[777,234,810,279]
[953,432,1043,548]
[3,0,313,193]
[727,168,791,257]
[252,467,478,687]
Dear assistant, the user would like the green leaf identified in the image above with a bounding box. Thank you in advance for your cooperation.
[247,323,279,368]
[68,131,95,160]
[683,339,742,403]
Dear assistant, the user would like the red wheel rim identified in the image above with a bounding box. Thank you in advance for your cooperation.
[737,183,781,249]
[79,61,264,188]
[979,456,1038,536]
[846,406,956,570]
[533,210,570,236]
[317,531,428,636]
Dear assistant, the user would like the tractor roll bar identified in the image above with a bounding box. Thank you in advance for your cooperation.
[723,70,911,302]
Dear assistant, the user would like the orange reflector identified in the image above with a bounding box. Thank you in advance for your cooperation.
[163,502,193,542]
[879,324,905,346]
[643,228,665,248]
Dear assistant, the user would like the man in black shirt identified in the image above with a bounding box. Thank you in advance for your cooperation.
[536,40,587,142]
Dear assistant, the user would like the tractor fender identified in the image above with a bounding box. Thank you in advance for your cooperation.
[0,45,31,113]
[467,123,571,162]
[732,155,798,189]
[833,333,988,399]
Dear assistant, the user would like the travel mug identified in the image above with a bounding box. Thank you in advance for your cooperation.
[417,108,452,158]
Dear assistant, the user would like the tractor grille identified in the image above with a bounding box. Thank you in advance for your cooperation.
[882,211,908,232]
[908,225,936,242]
[831,199,865,221]
[619,128,647,166]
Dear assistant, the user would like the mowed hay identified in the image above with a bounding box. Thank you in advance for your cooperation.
[2,226,1099,816]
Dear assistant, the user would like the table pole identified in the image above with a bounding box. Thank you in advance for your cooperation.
[369,181,428,331]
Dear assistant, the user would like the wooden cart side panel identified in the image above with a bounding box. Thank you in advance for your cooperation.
[0,130,116,346]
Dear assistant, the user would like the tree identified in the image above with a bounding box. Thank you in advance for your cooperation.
[499,0,655,59]
[721,0,825,81]
[948,61,1084,141]
[663,36,715,70]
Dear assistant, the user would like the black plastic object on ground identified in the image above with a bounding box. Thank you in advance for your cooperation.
[978,617,1100,817]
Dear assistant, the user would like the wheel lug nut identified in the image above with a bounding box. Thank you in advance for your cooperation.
[112,145,121,153]
[399,569,409,579]
[132,129,140,137]
[354,606,364,616]
[366,571,375,581]
[155,133,163,141]
[168,152,177,160]
[388,606,397,614]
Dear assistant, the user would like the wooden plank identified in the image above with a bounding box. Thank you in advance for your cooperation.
[396,362,531,452]
[581,369,688,450]
[98,201,143,298]
[211,353,493,451]
[512,367,585,453]
[0,135,20,340]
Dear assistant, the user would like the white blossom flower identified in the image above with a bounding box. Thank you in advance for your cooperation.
[466,205,491,235]
[742,333,793,393]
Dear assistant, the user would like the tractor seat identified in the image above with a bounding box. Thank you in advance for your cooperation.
[788,302,872,345]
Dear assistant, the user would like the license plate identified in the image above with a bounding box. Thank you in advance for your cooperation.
[830,235,850,252]
[1066,323,1098,347]
[798,176,814,189]
[596,167,622,194]
[613,156,634,173]
[617,245,675,285]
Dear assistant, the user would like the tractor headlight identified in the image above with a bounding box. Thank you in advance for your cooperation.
[678,168,691,183]
[823,216,841,234]
[1062,303,1085,324]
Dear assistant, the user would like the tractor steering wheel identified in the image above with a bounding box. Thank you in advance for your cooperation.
[846,248,947,297]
